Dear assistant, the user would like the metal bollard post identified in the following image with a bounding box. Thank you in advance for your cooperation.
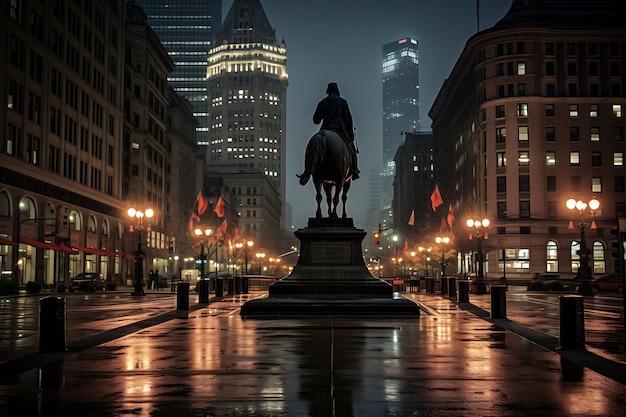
[215,278,224,297]
[440,277,448,295]
[425,277,435,293]
[177,282,190,311]
[241,276,249,294]
[448,277,457,300]
[457,280,470,303]
[490,285,507,319]
[559,295,585,350]
[39,297,66,352]
[198,279,209,304]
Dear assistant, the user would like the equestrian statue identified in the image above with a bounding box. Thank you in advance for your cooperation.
[297,82,360,219]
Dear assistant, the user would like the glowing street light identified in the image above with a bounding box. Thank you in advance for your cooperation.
[128,207,154,296]
[435,236,451,276]
[466,217,490,294]
[566,197,600,296]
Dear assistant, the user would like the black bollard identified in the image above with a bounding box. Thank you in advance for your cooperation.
[440,277,448,295]
[215,278,224,297]
[448,277,457,300]
[177,282,190,311]
[490,285,507,319]
[39,297,66,352]
[559,295,585,350]
[425,277,435,293]
[198,279,209,304]
[241,276,249,294]
[457,280,470,303]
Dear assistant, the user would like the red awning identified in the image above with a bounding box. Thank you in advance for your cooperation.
[71,244,118,256]
[20,237,59,250]
[0,237,16,246]
[57,244,79,254]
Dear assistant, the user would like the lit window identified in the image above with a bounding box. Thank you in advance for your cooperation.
[496,152,506,167]
[546,152,556,166]
[592,177,602,192]
[518,126,529,141]
[570,151,580,165]
[590,127,600,142]
[612,104,622,117]
[517,62,526,75]
[518,151,530,166]
[614,152,624,166]
[569,104,579,117]
[590,104,599,117]
[517,103,528,116]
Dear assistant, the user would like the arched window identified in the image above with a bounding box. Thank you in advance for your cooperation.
[88,215,97,233]
[18,196,37,219]
[546,241,558,272]
[69,210,82,231]
[0,190,11,217]
[593,241,606,274]
[101,219,110,237]
[570,241,580,272]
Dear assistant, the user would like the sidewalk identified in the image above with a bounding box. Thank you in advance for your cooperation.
[1,291,625,416]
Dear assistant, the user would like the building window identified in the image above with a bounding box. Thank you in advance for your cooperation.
[545,104,554,117]
[570,127,579,141]
[547,241,558,272]
[496,127,506,143]
[613,105,622,117]
[617,202,626,218]
[569,104,579,117]
[496,105,505,118]
[591,152,601,166]
[570,151,580,166]
[547,176,556,192]
[590,104,599,117]
[517,62,526,75]
[497,176,506,193]
[546,127,555,141]
[497,202,507,219]
[520,201,530,218]
[546,151,556,166]
[590,127,600,142]
[545,43,554,55]
[518,83,525,96]
[546,83,555,96]
[614,127,623,142]
[518,151,530,166]
[614,153,624,166]
[571,241,580,272]
[593,241,606,274]
[568,83,578,96]
[518,126,528,141]
[616,177,625,193]
[545,62,555,75]
[496,152,506,167]
[567,62,577,76]
[519,175,530,192]
[592,177,602,193]
[517,103,528,116]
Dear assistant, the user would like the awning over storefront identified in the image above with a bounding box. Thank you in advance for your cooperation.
[71,244,115,256]
[57,244,79,254]
[20,237,60,250]
[0,237,17,246]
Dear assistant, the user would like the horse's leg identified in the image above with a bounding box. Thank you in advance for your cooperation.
[341,179,351,218]
[315,180,323,219]
[324,183,335,218]
[331,182,342,218]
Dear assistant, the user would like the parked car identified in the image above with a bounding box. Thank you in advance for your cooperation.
[69,272,105,292]
[576,274,624,293]
[527,273,576,291]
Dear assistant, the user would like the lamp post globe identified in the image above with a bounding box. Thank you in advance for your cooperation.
[566,197,600,296]
[128,206,154,296]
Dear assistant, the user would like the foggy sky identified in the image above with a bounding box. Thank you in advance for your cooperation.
[222,0,512,231]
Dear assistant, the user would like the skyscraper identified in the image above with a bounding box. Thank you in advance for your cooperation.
[381,37,421,227]
[207,0,288,235]
[132,0,222,146]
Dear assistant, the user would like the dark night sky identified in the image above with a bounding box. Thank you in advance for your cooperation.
[223,0,512,230]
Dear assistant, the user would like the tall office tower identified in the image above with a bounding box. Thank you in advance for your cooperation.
[382,38,421,229]
[207,0,288,235]
[132,0,222,146]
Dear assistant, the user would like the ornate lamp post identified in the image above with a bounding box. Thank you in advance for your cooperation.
[466,217,490,294]
[435,236,450,277]
[195,228,212,303]
[418,246,431,276]
[392,235,399,275]
[255,252,266,274]
[244,240,253,274]
[566,197,600,296]
[128,207,154,296]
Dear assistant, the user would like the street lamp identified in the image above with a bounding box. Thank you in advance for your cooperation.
[566,197,600,296]
[194,228,212,303]
[255,252,265,274]
[127,207,154,296]
[418,246,432,276]
[435,236,450,277]
[392,235,399,276]
[244,240,253,274]
[466,217,490,294]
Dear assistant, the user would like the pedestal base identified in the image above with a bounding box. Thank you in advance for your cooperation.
[241,218,420,318]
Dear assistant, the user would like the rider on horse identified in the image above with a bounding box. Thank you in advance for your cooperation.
[313,82,360,180]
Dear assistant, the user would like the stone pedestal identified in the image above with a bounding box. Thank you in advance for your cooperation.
[241,218,420,317]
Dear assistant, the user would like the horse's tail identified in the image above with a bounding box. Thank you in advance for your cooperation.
[297,133,325,186]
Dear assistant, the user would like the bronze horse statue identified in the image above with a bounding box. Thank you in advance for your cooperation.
[297,130,353,219]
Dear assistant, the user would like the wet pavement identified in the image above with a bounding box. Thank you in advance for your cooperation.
[1,290,626,416]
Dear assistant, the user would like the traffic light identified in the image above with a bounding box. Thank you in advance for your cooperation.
[373,231,380,246]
